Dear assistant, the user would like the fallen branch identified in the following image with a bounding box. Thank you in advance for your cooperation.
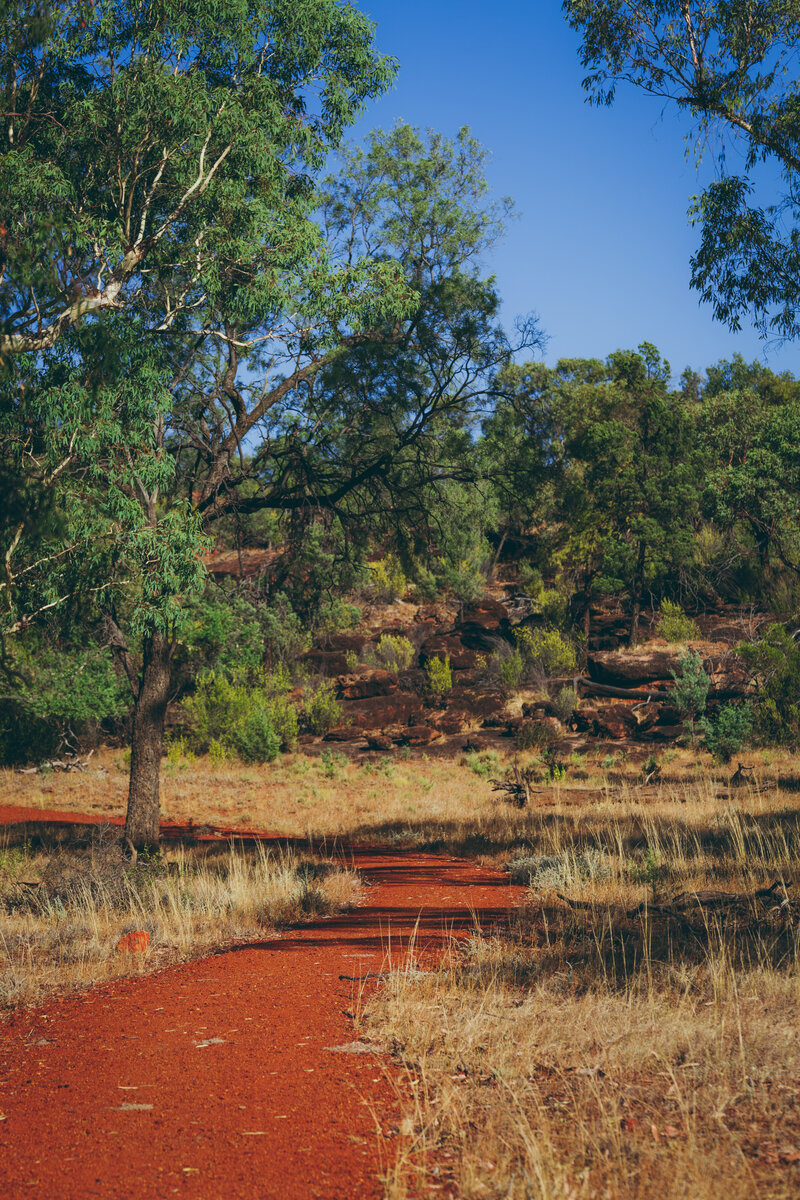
[556,880,792,920]
[490,763,540,808]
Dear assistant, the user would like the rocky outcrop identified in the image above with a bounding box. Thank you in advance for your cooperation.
[419,633,477,670]
[341,693,424,731]
[335,671,397,700]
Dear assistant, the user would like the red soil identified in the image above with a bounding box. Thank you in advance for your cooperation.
[0,806,525,1199]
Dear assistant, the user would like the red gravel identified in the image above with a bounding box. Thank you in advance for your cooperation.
[0,807,525,1199]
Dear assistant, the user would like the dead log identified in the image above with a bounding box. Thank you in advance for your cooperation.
[490,763,539,808]
[577,678,672,701]
[556,880,792,920]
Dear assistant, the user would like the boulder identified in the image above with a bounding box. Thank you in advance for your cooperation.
[432,710,474,735]
[588,648,710,687]
[301,649,350,675]
[365,734,393,751]
[592,704,637,740]
[395,725,442,746]
[335,670,397,700]
[324,632,367,653]
[324,725,364,742]
[419,633,477,671]
[344,692,424,730]
[457,598,511,648]
[116,930,149,955]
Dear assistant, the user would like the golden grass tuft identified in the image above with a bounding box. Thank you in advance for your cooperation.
[361,777,800,1199]
[0,827,362,1007]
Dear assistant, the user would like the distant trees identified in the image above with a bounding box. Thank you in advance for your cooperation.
[485,344,700,644]
[564,1,800,341]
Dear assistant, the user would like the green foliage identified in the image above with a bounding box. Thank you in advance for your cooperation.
[499,650,525,693]
[670,650,711,742]
[565,2,800,341]
[737,625,800,746]
[464,750,501,779]
[183,672,281,763]
[628,848,671,896]
[657,600,698,644]
[552,686,578,724]
[425,654,453,698]
[373,634,415,674]
[515,627,577,680]
[344,650,360,673]
[369,555,409,603]
[0,639,129,765]
[701,703,753,764]
[233,706,281,766]
[302,681,344,737]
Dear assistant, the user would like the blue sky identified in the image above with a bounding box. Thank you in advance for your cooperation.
[349,1,800,379]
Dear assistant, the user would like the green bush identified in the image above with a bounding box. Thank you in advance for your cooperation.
[552,685,578,723]
[183,671,281,762]
[426,654,453,698]
[499,649,525,692]
[302,680,344,736]
[737,625,800,746]
[233,705,281,764]
[670,650,710,743]
[701,702,753,763]
[373,634,415,674]
[515,627,577,680]
[657,599,698,643]
[369,555,409,603]
[0,641,129,765]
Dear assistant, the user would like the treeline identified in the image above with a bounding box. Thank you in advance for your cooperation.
[4,341,800,767]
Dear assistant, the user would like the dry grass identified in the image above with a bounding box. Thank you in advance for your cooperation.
[3,741,796,850]
[0,824,362,1008]
[5,742,800,1195]
[360,783,800,1199]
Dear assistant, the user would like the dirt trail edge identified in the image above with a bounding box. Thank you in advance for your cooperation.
[0,808,525,1200]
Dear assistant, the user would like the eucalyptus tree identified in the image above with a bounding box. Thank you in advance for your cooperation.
[3,87,538,845]
[0,0,403,846]
[564,1,800,340]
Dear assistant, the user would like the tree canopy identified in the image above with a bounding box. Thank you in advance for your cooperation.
[564,1,800,341]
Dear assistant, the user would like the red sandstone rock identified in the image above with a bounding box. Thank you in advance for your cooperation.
[419,634,476,671]
[335,671,397,700]
[343,693,424,729]
[116,930,149,954]
[395,725,442,746]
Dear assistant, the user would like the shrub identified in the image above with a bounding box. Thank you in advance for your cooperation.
[551,685,578,723]
[302,680,344,736]
[701,702,753,763]
[344,649,359,673]
[369,554,409,603]
[516,563,544,599]
[657,599,698,643]
[475,645,523,696]
[670,650,710,743]
[426,654,453,698]
[233,705,281,764]
[515,720,559,752]
[463,750,500,778]
[737,625,800,746]
[515,627,577,680]
[373,634,415,674]
[0,641,130,765]
[183,671,282,761]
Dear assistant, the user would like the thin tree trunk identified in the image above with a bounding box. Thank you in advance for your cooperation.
[125,632,171,849]
[629,542,646,647]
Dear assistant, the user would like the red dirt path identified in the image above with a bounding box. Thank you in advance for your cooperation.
[0,806,525,1199]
